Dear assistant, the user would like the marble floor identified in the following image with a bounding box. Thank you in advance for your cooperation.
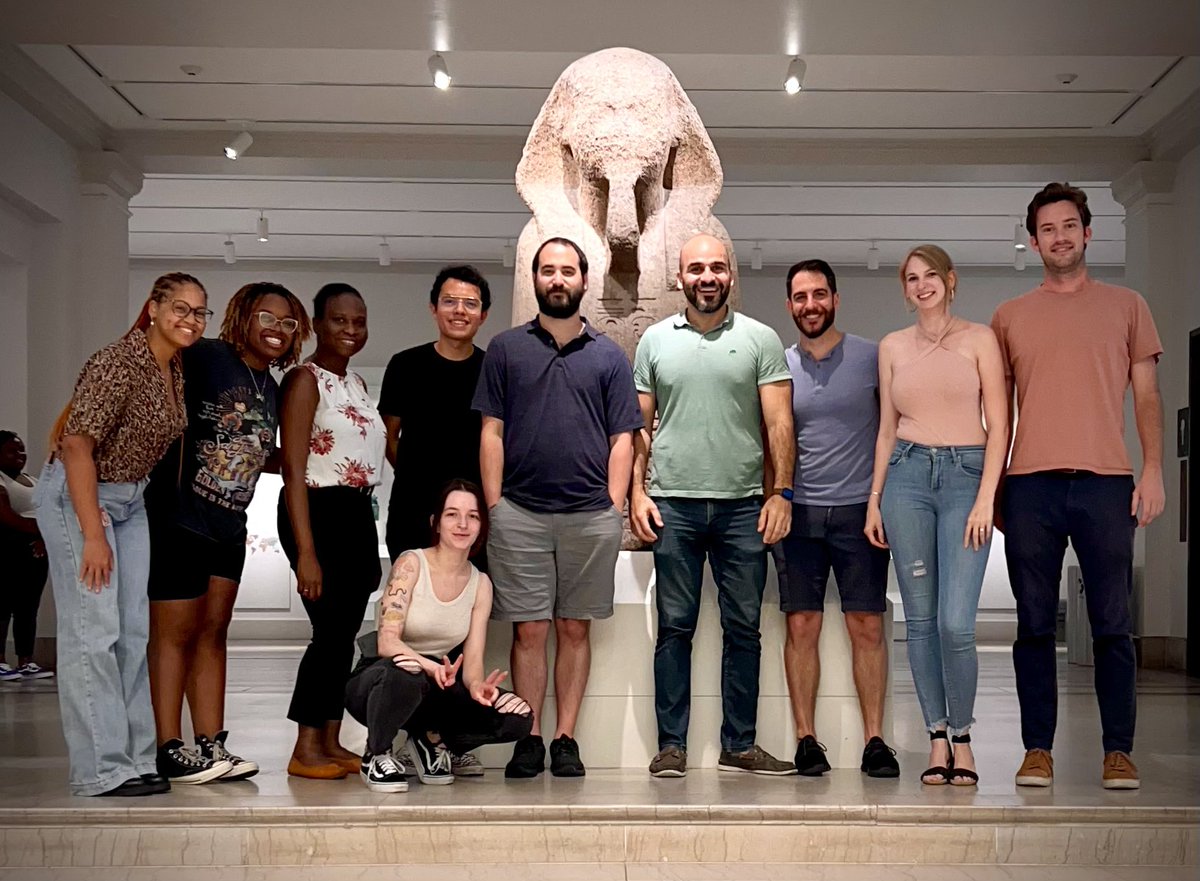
[1,645,1197,880]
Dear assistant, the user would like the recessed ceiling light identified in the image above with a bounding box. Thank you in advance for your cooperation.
[180,64,203,77]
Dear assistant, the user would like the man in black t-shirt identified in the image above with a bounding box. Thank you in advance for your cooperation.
[379,266,491,564]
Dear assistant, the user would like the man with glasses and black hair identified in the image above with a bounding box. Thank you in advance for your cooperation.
[380,265,492,565]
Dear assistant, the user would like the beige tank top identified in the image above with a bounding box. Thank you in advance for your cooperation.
[890,320,987,447]
[401,548,479,658]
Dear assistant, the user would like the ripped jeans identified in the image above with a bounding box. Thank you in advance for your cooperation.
[880,442,991,734]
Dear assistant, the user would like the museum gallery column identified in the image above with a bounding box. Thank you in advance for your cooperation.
[1111,160,1185,668]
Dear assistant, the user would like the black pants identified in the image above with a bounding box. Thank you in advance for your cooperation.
[345,657,532,756]
[0,534,48,658]
[279,487,382,728]
[1003,472,1137,754]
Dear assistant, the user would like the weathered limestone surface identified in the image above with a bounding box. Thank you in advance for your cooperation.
[512,47,739,357]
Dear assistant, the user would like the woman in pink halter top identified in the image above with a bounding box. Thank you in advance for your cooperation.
[864,245,1008,787]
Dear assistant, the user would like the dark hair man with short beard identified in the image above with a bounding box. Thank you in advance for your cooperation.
[472,238,642,780]
[992,182,1164,791]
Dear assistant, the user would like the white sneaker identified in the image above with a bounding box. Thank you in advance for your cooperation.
[0,663,20,682]
[451,751,485,777]
[361,752,408,793]
[17,662,54,680]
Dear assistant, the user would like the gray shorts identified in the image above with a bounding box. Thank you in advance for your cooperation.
[487,496,623,622]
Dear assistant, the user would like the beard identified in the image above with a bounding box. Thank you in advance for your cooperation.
[793,306,836,339]
[535,282,585,319]
[684,280,730,315]
[1041,240,1087,273]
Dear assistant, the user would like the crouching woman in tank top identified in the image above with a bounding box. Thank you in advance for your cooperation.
[345,479,533,792]
[864,245,1007,787]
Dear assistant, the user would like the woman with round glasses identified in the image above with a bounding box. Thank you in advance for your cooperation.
[145,282,311,785]
[34,273,208,797]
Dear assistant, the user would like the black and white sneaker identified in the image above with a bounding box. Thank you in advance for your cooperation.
[406,732,455,785]
[360,751,408,793]
[156,739,233,784]
[196,731,259,781]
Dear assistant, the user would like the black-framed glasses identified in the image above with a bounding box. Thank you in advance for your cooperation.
[167,299,214,321]
[256,311,300,334]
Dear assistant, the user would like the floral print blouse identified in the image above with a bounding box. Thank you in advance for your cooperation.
[300,363,385,488]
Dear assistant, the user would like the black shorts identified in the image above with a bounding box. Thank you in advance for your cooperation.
[148,522,247,602]
[772,502,889,614]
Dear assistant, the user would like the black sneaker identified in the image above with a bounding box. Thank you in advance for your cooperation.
[406,732,454,785]
[360,751,408,793]
[196,731,259,781]
[861,736,901,778]
[138,773,171,794]
[156,738,234,784]
[794,735,831,777]
[504,734,546,779]
[549,734,586,777]
[98,776,158,797]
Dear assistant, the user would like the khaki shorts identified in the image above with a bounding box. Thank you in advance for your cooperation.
[487,496,622,621]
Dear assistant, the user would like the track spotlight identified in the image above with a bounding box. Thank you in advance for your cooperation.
[751,243,763,271]
[866,241,880,271]
[1013,221,1027,252]
[256,211,269,243]
[223,237,236,264]
[428,53,452,90]
[502,241,515,269]
[223,130,253,160]
[784,57,806,95]
[379,237,392,267]
[1014,248,1026,271]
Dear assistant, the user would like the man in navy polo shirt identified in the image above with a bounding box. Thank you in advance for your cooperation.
[473,237,643,779]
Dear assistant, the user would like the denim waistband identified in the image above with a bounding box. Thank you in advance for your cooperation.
[892,440,985,459]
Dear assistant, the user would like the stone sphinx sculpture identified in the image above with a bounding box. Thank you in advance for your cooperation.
[511,47,739,356]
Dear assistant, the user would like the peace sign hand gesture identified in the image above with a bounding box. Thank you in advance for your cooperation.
[469,669,509,706]
[432,655,463,690]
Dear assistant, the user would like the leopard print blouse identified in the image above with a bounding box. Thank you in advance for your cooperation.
[63,329,187,483]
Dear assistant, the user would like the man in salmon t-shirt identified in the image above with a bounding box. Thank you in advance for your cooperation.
[991,182,1164,791]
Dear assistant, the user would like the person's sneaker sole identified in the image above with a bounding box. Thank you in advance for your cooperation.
[1016,775,1053,787]
[452,765,485,777]
[1102,777,1140,790]
[169,759,234,785]
[360,769,408,793]
[550,765,585,778]
[216,761,260,781]
[717,762,798,776]
[650,767,686,778]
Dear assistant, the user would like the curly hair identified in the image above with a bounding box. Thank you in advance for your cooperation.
[219,282,311,369]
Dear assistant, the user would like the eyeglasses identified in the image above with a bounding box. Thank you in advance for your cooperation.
[256,311,300,334]
[168,300,214,321]
[438,296,483,314]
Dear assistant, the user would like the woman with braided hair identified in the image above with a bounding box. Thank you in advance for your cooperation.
[146,282,310,785]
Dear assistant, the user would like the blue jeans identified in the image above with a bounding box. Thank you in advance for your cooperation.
[1003,472,1136,754]
[880,442,990,734]
[651,497,767,752]
[33,459,156,796]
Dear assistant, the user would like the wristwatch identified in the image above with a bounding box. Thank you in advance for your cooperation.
[773,487,794,501]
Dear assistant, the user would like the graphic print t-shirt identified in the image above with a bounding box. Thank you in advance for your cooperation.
[148,338,279,543]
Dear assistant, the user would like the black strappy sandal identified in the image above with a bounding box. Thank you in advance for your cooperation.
[921,729,951,785]
[949,733,979,786]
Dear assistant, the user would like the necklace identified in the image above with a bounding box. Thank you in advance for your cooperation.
[244,360,266,402]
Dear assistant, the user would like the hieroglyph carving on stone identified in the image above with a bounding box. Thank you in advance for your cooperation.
[512,47,739,357]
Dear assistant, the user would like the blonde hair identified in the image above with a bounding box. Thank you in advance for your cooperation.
[899,244,956,310]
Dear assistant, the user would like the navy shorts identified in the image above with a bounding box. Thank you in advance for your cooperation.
[772,502,889,614]
[148,522,247,602]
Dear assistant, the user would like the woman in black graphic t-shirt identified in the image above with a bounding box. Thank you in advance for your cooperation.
[146,283,311,785]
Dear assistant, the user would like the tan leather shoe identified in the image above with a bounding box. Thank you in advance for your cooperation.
[1015,748,1053,787]
[287,756,349,780]
[1102,751,1140,790]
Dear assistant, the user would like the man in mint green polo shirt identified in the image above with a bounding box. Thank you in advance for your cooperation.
[631,233,797,778]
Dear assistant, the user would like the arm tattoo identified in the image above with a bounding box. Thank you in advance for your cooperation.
[380,554,418,629]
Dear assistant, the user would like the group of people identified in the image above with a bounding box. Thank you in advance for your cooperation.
[15,181,1162,798]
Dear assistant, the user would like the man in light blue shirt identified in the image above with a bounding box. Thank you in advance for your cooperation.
[775,259,898,779]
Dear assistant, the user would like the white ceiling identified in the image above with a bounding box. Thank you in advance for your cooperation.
[4,0,1197,266]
